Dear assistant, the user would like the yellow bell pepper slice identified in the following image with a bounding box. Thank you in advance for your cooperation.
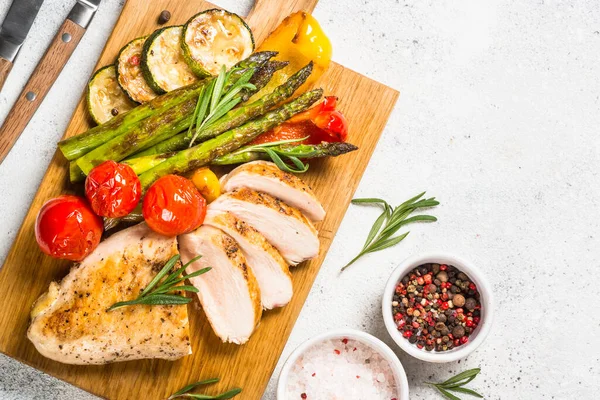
[249,12,332,101]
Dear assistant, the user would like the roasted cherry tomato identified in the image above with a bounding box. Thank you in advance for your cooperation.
[142,175,206,236]
[85,160,141,218]
[189,167,221,203]
[35,195,103,261]
[250,96,348,145]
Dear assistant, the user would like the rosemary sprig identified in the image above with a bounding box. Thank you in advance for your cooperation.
[107,254,209,311]
[426,368,484,399]
[341,192,439,272]
[233,137,310,173]
[188,66,256,147]
[168,378,242,400]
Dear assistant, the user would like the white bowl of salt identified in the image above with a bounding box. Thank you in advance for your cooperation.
[277,329,409,400]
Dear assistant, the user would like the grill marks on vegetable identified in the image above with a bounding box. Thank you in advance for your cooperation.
[116,36,158,103]
[182,9,255,76]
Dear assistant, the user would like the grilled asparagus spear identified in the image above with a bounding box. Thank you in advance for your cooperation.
[124,141,358,175]
[138,89,324,191]
[60,79,208,161]
[132,61,314,158]
[75,98,197,174]
[212,142,359,165]
[73,55,281,176]
[123,153,172,175]
[59,52,276,162]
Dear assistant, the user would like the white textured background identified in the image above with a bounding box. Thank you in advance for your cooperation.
[1,0,599,399]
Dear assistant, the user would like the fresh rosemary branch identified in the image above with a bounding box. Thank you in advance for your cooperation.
[107,254,209,311]
[188,66,256,147]
[232,137,310,173]
[168,378,242,399]
[426,368,483,399]
[341,192,439,272]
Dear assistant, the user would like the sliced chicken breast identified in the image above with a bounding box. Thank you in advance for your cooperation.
[205,210,293,309]
[27,223,191,365]
[179,225,262,344]
[220,161,326,221]
[209,188,320,266]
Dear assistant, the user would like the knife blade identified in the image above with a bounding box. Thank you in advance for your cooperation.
[0,0,45,91]
[0,0,102,164]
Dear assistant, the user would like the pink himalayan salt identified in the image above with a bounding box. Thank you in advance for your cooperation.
[286,338,399,399]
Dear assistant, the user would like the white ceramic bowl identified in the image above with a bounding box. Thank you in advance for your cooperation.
[276,329,409,400]
[382,252,494,363]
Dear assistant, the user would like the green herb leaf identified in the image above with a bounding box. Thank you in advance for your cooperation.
[154,285,200,295]
[210,65,228,113]
[217,82,255,108]
[107,254,207,312]
[366,231,409,253]
[363,207,389,249]
[189,66,258,147]
[351,198,389,205]
[443,375,478,389]
[436,387,462,400]
[441,369,481,386]
[380,214,437,238]
[204,97,242,127]
[214,388,242,399]
[341,193,439,272]
[182,267,212,280]
[286,155,309,172]
[187,86,205,141]
[161,267,211,289]
[168,378,220,398]
[449,387,484,398]
[164,255,202,286]
[397,191,426,208]
[234,137,308,154]
[427,368,483,400]
[197,80,215,124]
[263,147,309,173]
[139,254,180,297]
[232,137,311,173]
[106,294,191,312]
[168,381,241,400]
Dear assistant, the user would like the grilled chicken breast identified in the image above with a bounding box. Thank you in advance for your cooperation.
[179,225,262,344]
[27,223,191,365]
[220,161,326,221]
[209,188,320,266]
[205,210,293,309]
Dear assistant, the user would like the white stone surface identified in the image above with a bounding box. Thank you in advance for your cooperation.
[1,0,599,399]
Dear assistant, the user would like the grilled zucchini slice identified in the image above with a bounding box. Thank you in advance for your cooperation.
[182,9,254,76]
[116,36,157,103]
[141,26,198,94]
[87,65,136,125]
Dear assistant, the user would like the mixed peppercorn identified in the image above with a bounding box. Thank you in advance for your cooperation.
[391,263,481,352]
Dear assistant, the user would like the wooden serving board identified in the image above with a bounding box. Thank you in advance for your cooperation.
[0,0,399,399]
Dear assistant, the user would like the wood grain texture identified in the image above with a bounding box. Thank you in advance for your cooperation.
[0,1,399,399]
[0,57,12,92]
[246,0,320,44]
[0,19,85,163]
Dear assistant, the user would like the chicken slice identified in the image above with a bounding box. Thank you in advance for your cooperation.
[27,223,191,365]
[204,210,293,309]
[179,225,262,344]
[209,188,320,266]
[220,161,326,221]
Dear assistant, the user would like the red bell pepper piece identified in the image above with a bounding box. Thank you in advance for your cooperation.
[250,96,348,145]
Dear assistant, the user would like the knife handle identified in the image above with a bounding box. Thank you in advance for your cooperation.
[0,19,85,163]
[0,57,13,91]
